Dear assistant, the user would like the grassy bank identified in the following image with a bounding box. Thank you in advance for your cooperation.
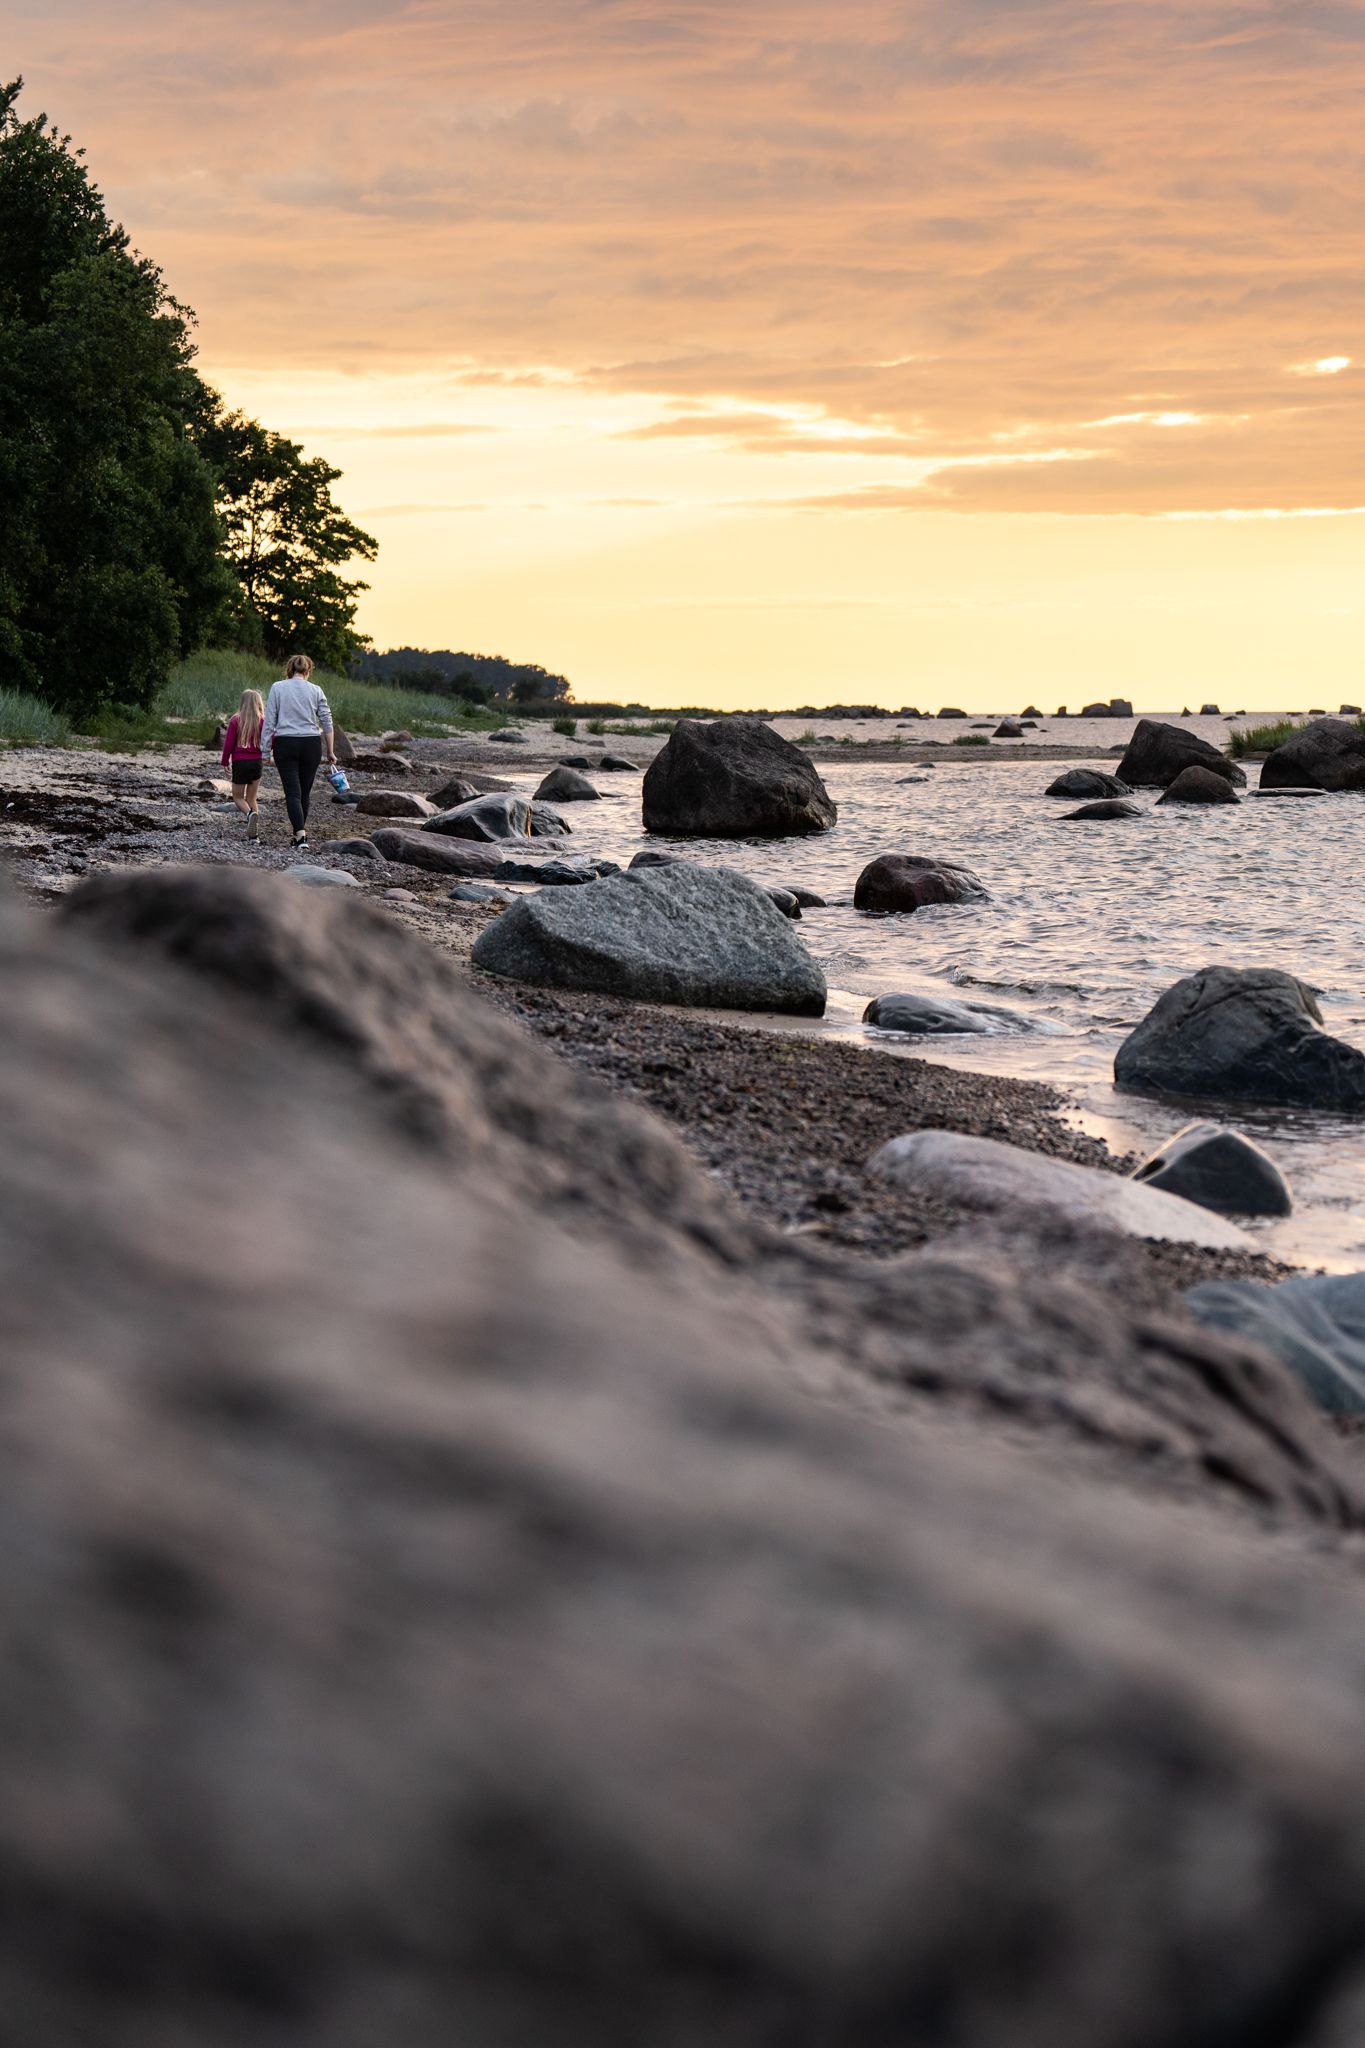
[0,689,72,747]
[66,651,507,753]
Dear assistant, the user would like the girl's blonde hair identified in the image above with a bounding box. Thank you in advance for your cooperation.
[285,653,314,679]
[236,689,264,747]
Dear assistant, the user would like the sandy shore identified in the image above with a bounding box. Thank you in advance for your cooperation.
[0,730,1288,1303]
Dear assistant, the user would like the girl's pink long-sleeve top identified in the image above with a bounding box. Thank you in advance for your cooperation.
[220,715,263,767]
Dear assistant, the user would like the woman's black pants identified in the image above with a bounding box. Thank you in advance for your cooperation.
[272,735,323,834]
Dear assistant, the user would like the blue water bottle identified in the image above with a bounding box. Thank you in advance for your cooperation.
[328,765,351,795]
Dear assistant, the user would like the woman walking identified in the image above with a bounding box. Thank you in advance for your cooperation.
[261,655,335,848]
[220,689,265,839]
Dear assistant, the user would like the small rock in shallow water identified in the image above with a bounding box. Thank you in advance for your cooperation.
[1060,799,1143,821]
[1046,770,1132,799]
[598,754,638,772]
[1132,1123,1292,1217]
[870,1130,1252,1249]
[854,854,987,914]
[864,992,1034,1036]
[535,767,601,803]
[492,857,619,886]
[1157,766,1240,806]
[784,884,827,908]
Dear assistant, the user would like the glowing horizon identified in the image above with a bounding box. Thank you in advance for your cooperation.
[12,1,1364,710]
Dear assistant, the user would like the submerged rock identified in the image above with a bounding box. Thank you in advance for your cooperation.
[1157,766,1240,806]
[1060,799,1142,821]
[1132,1123,1292,1218]
[472,862,827,1014]
[854,854,988,914]
[1187,1273,1365,1417]
[994,720,1024,738]
[870,1129,1252,1249]
[1260,717,1365,792]
[1045,770,1132,799]
[643,719,836,838]
[1115,965,1365,1109]
[864,992,1034,1035]
[1117,719,1245,790]
[534,766,601,803]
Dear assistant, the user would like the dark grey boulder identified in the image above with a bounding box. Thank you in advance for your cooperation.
[1021,705,1043,718]
[1080,702,1111,718]
[937,706,967,717]
[491,857,620,886]
[448,882,518,906]
[994,720,1024,738]
[1117,719,1246,790]
[327,838,388,863]
[1109,697,1134,718]
[285,866,362,889]
[766,887,801,919]
[785,885,827,908]
[351,751,414,774]
[864,991,1035,1035]
[598,753,638,772]
[1045,770,1133,799]
[1060,800,1142,821]
[1115,965,1365,1109]
[559,754,593,768]
[629,848,685,868]
[487,727,527,743]
[1132,1122,1291,1218]
[1187,1273,1365,1417]
[331,722,355,768]
[534,766,601,803]
[854,854,988,914]
[423,793,569,841]
[369,829,514,877]
[1260,718,1365,792]
[473,862,827,1013]
[643,719,836,838]
[1156,766,1241,806]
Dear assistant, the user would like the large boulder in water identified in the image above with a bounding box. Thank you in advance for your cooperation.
[642,718,836,838]
[423,792,568,840]
[1260,717,1365,792]
[1045,769,1132,799]
[1156,765,1240,806]
[1115,965,1365,1109]
[854,854,987,913]
[472,862,827,1014]
[1117,718,1246,790]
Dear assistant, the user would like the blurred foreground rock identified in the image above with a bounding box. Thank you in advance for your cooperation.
[0,869,1359,2043]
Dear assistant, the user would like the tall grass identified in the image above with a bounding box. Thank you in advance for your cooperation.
[0,688,72,747]
[1228,719,1299,758]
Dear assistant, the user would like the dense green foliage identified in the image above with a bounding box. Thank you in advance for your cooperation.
[198,409,377,671]
[353,646,572,704]
[0,80,379,720]
[0,686,71,745]
[0,79,230,718]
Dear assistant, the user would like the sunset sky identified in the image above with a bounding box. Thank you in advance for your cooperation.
[13,1,1364,709]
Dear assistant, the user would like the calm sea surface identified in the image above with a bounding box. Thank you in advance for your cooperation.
[501,716,1365,1270]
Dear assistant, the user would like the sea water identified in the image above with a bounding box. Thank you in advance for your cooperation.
[502,733,1365,1270]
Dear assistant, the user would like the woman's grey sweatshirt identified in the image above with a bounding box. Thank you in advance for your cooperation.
[261,677,333,753]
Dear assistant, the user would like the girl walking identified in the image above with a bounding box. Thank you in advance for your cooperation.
[261,655,336,848]
[221,689,265,840]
